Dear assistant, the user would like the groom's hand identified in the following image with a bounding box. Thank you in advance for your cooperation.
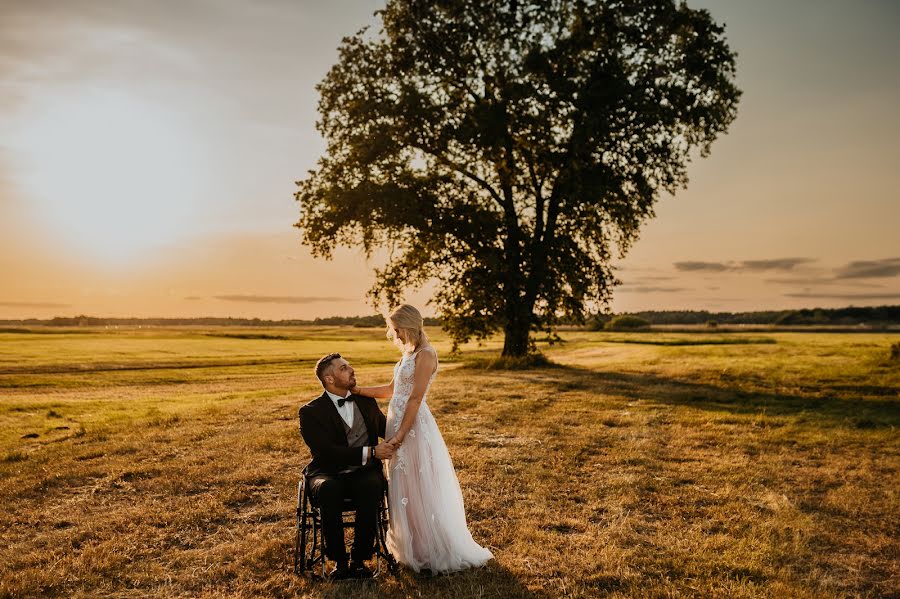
[374,442,396,460]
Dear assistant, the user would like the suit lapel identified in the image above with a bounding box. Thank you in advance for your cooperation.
[318,391,348,444]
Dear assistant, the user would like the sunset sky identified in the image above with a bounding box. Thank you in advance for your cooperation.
[1,0,898,320]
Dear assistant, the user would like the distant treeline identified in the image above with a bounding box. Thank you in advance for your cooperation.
[587,305,900,327]
[0,314,441,328]
[1,306,897,328]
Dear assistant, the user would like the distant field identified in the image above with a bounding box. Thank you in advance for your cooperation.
[1,327,898,598]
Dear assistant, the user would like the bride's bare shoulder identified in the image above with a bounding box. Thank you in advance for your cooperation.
[413,345,438,373]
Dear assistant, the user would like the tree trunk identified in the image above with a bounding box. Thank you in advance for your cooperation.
[501,303,532,357]
[502,320,529,356]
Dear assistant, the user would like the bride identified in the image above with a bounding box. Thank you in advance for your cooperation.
[352,304,493,574]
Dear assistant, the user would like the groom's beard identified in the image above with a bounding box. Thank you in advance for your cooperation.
[337,375,356,392]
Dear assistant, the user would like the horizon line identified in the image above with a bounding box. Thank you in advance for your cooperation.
[2,303,899,324]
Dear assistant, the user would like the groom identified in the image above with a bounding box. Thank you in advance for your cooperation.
[298,353,396,580]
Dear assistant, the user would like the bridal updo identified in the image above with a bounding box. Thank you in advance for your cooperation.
[386,304,427,352]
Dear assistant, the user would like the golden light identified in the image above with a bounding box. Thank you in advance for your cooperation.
[10,87,209,265]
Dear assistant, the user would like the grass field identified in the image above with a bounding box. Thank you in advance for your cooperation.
[1,327,898,598]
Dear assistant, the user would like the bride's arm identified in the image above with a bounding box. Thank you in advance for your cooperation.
[353,379,394,399]
[387,350,436,445]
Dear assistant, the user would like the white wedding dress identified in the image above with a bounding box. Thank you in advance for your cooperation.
[385,346,493,573]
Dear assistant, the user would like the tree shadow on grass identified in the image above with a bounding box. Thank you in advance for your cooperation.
[521,365,900,429]
[313,561,548,599]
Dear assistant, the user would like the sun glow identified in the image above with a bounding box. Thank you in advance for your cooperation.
[10,87,210,265]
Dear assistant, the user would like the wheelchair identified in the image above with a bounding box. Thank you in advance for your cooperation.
[293,471,396,578]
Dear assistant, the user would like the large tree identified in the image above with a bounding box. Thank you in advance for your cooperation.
[295,0,740,356]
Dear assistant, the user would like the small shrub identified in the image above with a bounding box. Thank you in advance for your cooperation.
[706,320,718,328]
[604,315,651,331]
[891,342,900,361]
[586,315,610,331]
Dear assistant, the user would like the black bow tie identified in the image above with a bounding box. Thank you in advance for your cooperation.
[337,395,355,408]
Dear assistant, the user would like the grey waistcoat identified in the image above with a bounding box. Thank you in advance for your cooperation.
[340,401,370,474]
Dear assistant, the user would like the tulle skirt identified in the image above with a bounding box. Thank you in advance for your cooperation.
[385,401,493,573]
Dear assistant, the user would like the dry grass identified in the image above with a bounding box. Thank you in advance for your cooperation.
[0,327,898,598]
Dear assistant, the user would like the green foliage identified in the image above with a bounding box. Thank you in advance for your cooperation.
[3,306,896,334]
[586,313,611,331]
[776,309,829,326]
[576,306,900,327]
[775,306,900,326]
[0,314,442,328]
[294,0,741,356]
[605,315,651,330]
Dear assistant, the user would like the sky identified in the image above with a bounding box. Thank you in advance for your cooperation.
[1,0,898,320]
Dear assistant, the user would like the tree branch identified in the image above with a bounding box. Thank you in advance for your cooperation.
[522,147,545,244]
[412,143,507,211]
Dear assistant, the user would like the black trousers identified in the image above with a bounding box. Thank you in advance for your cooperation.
[307,467,384,563]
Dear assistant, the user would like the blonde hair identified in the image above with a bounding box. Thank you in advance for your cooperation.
[386,304,427,352]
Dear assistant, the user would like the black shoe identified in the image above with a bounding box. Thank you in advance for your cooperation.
[349,561,374,579]
[329,561,351,581]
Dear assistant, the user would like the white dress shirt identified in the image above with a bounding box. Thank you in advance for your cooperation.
[325,389,369,465]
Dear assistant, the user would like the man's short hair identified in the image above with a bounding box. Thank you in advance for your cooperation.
[315,352,341,384]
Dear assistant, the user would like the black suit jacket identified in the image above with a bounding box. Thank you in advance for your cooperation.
[298,391,388,477]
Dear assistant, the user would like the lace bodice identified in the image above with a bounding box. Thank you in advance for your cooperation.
[390,347,438,413]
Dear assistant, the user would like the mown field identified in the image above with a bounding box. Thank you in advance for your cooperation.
[0,327,898,598]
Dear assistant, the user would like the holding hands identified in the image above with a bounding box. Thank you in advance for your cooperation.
[374,441,397,460]
[353,382,403,455]
[374,437,402,462]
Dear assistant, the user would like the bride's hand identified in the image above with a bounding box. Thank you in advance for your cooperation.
[387,435,403,448]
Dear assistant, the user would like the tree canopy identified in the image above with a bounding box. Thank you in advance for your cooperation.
[295,0,741,355]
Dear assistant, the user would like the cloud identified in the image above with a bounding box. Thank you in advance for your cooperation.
[214,295,351,304]
[674,261,731,272]
[783,292,900,300]
[675,258,817,273]
[625,275,677,282]
[739,258,816,271]
[613,265,667,273]
[617,286,686,293]
[834,258,900,279]
[766,277,883,288]
[0,301,71,308]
